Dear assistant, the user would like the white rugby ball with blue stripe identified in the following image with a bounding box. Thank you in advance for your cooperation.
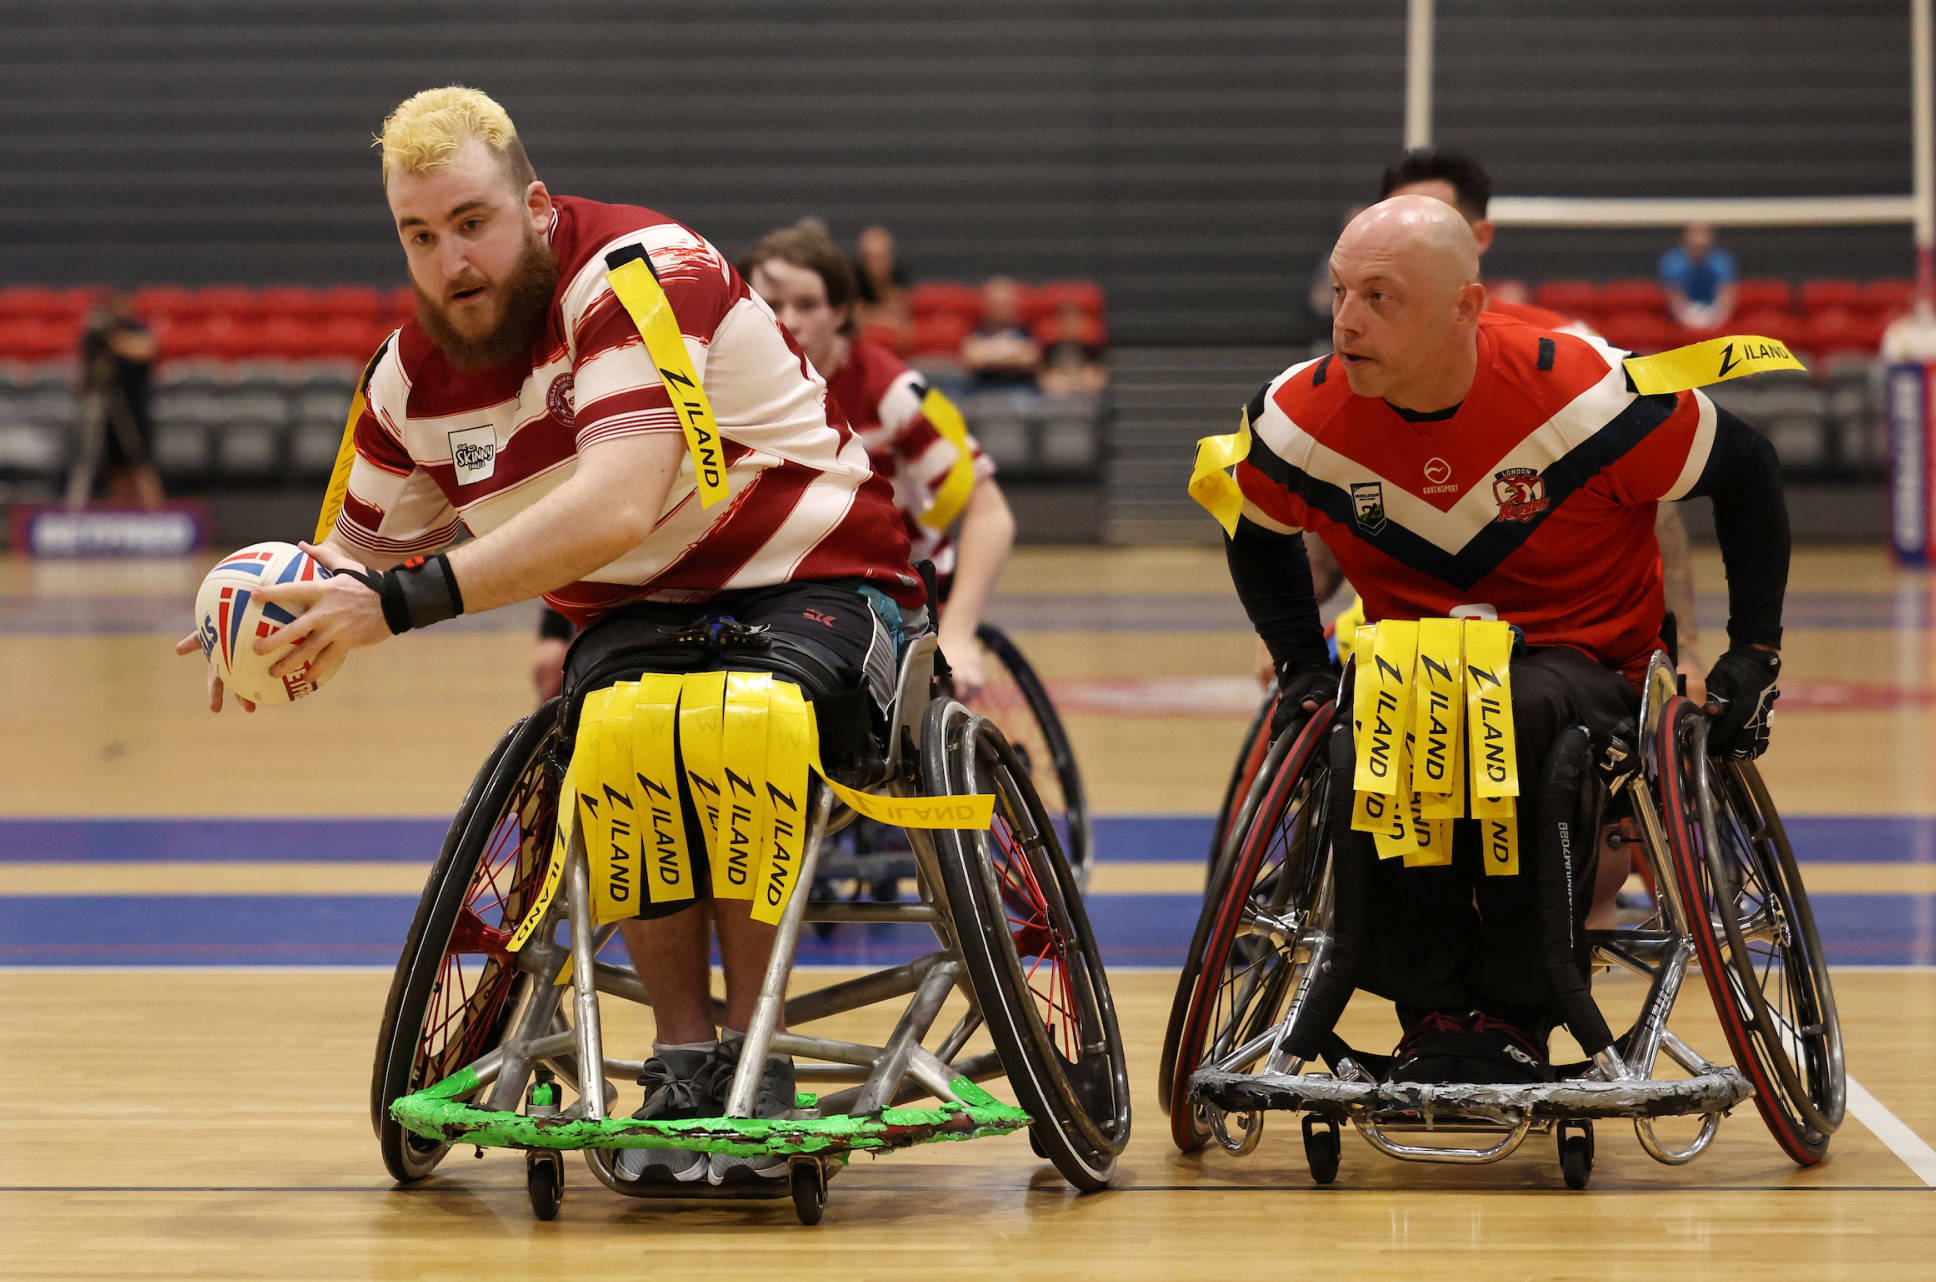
[193,541,346,705]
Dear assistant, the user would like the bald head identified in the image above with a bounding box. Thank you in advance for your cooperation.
[1327,195,1488,410]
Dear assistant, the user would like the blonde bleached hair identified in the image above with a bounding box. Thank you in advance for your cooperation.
[375,86,537,190]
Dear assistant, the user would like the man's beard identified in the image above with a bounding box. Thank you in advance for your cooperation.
[414,231,560,371]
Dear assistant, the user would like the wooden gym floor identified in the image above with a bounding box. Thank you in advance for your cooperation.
[2,544,1933,1280]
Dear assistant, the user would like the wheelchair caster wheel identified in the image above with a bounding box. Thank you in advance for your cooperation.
[526,1151,565,1220]
[1558,1121,1595,1190]
[1301,1114,1342,1185]
[789,1159,827,1226]
[1027,1126,1047,1159]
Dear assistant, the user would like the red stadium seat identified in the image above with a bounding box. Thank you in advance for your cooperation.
[1731,278,1793,314]
[137,286,208,325]
[317,286,384,324]
[157,320,220,362]
[1031,314,1106,347]
[1801,308,1884,357]
[1799,279,1862,315]
[1859,278,1916,318]
[0,287,67,323]
[1600,279,1668,316]
[1532,279,1600,319]
[1597,310,1672,354]
[258,286,324,322]
[1731,309,1803,352]
[386,286,419,325]
[1029,280,1107,320]
[907,282,983,324]
[314,319,384,363]
[909,313,971,357]
[198,286,268,328]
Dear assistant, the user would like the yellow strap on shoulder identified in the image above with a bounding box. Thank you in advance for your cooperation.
[916,386,978,532]
[1464,620,1520,820]
[604,254,730,509]
[313,339,390,543]
[633,674,695,905]
[1188,408,1252,537]
[1623,334,1807,396]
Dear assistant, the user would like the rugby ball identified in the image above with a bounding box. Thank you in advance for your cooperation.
[193,541,346,705]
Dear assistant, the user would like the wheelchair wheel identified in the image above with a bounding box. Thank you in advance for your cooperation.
[965,622,1093,886]
[1164,705,1335,1151]
[371,702,562,1183]
[1657,696,1845,1165]
[1207,683,1278,881]
[925,698,1130,1192]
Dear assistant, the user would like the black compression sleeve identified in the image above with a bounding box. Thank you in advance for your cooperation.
[1225,517,1331,673]
[1682,404,1788,649]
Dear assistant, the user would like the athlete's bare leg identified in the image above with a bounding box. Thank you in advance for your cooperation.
[619,908,716,1044]
[713,899,782,1034]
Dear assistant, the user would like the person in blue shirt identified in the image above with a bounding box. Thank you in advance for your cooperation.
[1659,222,1738,330]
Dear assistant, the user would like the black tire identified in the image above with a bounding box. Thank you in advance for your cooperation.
[967,623,1093,887]
[1559,1129,1594,1191]
[926,698,1130,1192]
[527,1153,564,1220]
[1165,705,1335,1152]
[371,702,562,1183]
[1301,1114,1341,1185]
[1658,696,1845,1165]
[1208,684,1278,881]
[790,1161,827,1226]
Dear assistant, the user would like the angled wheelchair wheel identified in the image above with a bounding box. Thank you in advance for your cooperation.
[1207,683,1278,881]
[966,622,1093,886]
[1165,705,1335,1152]
[371,701,562,1183]
[925,698,1130,1192]
[1657,696,1845,1165]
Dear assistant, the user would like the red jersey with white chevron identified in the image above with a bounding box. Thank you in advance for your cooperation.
[331,195,922,623]
[1236,312,1717,678]
[824,339,994,576]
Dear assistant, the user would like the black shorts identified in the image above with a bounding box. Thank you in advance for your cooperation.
[559,579,902,919]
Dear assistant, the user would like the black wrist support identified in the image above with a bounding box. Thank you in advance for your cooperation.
[341,553,465,635]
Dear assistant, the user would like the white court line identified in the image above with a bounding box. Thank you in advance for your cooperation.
[1846,1074,1936,1187]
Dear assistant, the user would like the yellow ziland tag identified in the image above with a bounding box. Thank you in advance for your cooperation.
[1464,620,1519,819]
[752,682,814,925]
[916,386,978,532]
[1353,621,1418,797]
[313,339,390,543]
[1623,334,1807,396]
[1403,801,1455,868]
[589,681,644,924]
[718,673,773,900]
[633,674,694,906]
[1349,623,1388,835]
[1479,812,1520,877]
[679,671,730,877]
[604,255,730,509]
[508,730,577,954]
[1188,408,1252,537]
[1371,728,1420,861]
[1410,618,1465,801]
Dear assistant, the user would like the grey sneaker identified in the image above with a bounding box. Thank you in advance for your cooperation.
[706,1039,797,1186]
[614,1047,718,1184]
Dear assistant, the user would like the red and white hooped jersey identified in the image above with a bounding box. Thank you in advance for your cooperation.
[1236,312,1717,679]
[332,195,921,625]
[824,339,994,576]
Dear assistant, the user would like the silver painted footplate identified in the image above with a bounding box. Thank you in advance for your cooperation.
[1189,1067,1753,1125]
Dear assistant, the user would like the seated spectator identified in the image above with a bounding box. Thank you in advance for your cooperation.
[1038,302,1107,396]
[852,224,911,332]
[1660,222,1738,330]
[961,276,1040,391]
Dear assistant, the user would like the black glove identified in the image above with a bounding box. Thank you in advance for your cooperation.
[1269,665,1339,743]
[1703,646,1781,760]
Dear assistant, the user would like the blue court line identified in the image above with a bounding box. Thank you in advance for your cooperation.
[1,890,1929,969]
[5,815,1934,866]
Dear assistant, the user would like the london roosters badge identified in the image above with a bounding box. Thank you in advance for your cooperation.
[1492,467,1549,522]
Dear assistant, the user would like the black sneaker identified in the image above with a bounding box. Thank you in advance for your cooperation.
[614,1047,719,1184]
[1462,1014,1554,1084]
[1385,1011,1472,1084]
[706,1037,797,1186]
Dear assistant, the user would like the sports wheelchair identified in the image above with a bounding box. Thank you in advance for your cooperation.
[1161,651,1844,1188]
[370,632,1129,1223]
[812,621,1093,907]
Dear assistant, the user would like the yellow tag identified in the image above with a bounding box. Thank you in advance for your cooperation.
[1464,620,1519,817]
[508,749,574,953]
[604,256,730,509]
[1352,785,1395,838]
[588,682,644,924]
[718,672,773,900]
[1371,729,1420,860]
[1402,802,1455,868]
[1348,623,1384,835]
[1353,621,1418,797]
[1479,811,1520,877]
[1623,334,1807,396]
[313,340,389,543]
[1410,618,1465,799]
[1332,598,1367,663]
[679,671,729,878]
[633,674,694,906]
[1188,408,1252,536]
[751,682,813,924]
[1417,744,1467,819]
[916,386,978,532]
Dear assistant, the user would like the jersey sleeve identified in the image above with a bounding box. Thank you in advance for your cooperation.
[1232,381,1308,534]
[1601,387,1718,504]
[328,358,461,562]
[879,372,995,524]
[566,233,739,452]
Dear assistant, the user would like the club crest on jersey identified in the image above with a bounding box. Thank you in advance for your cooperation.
[1493,467,1549,523]
[546,373,577,430]
[447,424,498,485]
[1351,482,1387,534]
